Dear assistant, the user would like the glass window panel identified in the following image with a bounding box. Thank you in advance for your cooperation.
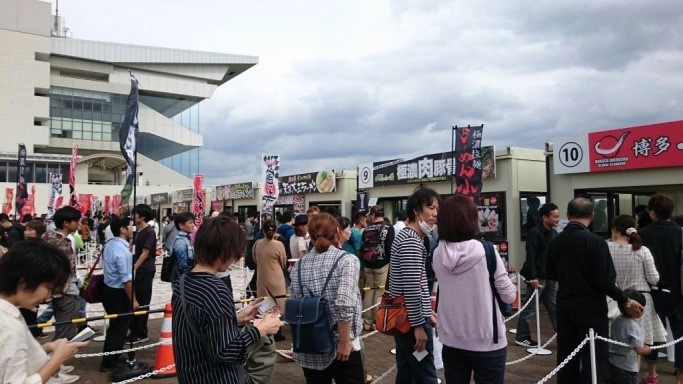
[0,163,6,183]
[83,121,92,132]
[102,132,112,141]
[102,113,111,121]
[50,119,61,128]
[82,111,92,120]
[50,107,61,116]
[73,131,82,139]
[72,110,82,119]
[82,131,92,140]
[63,120,72,130]
[92,111,102,121]
[7,162,17,183]
[62,109,72,118]
[34,163,47,183]
[72,120,82,130]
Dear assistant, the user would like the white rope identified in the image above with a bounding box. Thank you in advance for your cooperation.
[74,342,161,358]
[596,333,683,349]
[535,336,589,384]
[503,289,537,323]
[369,364,396,384]
[506,333,557,365]
[111,363,175,384]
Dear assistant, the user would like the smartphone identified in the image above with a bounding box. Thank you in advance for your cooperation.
[70,327,95,343]
[258,288,278,316]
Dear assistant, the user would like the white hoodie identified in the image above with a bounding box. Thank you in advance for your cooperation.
[432,239,516,351]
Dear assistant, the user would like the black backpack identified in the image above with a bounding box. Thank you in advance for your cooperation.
[361,223,389,264]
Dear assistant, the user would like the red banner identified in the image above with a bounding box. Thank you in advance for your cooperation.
[588,120,683,172]
[104,195,111,215]
[112,194,121,216]
[78,194,92,215]
[3,188,13,215]
[69,144,80,208]
[193,175,205,228]
[21,185,35,217]
[211,200,224,213]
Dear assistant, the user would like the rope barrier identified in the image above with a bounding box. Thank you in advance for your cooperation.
[506,333,557,365]
[31,308,165,329]
[535,336,589,384]
[111,363,176,384]
[503,289,537,323]
[370,364,396,384]
[74,342,161,358]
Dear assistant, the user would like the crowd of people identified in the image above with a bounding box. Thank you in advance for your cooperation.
[2,189,683,384]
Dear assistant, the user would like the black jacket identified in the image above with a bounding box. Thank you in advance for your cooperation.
[524,225,557,280]
[640,220,683,296]
[546,221,627,313]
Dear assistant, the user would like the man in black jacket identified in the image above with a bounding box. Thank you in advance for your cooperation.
[515,202,559,347]
[639,193,683,384]
[546,197,643,384]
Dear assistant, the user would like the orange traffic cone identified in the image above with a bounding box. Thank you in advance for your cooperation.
[153,303,177,378]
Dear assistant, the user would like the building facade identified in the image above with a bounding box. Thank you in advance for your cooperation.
[0,0,257,214]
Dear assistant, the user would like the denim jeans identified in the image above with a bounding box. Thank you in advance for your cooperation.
[393,321,438,384]
[515,279,558,340]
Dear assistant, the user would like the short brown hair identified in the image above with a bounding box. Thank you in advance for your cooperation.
[647,193,674,220]
[308,213,340,253]
[193,216,247,267]
[437,196,479,242]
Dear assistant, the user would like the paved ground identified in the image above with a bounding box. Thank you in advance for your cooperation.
[41,264,679,383]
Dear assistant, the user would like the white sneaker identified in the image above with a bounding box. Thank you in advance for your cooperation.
[60,365,74,374]
[47,372,80,383]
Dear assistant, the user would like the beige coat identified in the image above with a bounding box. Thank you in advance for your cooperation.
[253,238,287,312]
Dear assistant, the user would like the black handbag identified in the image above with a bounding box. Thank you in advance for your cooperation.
[284,254,344,354]
[650,285,675,316]
[160,254,176,283]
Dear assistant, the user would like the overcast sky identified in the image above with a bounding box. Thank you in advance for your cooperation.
[52,0,683,185]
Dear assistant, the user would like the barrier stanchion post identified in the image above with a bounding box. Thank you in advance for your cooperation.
[589,328,597,384]
[509,273,522,334]
[526,286,551,355]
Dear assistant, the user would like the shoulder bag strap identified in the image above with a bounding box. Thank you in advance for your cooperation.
[620,248,636,289]
[481,239,500,344]
[321,252,346,293]
[86,249,104,279]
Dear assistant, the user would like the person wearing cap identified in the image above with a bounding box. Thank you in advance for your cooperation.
[361,205,395,331]
[290,215,309,259]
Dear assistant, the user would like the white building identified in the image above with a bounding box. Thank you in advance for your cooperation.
[0,0,257,214]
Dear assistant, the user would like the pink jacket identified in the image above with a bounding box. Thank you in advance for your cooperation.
[433,239,516,351]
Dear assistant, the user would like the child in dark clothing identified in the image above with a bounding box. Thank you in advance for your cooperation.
[609,290,651,384]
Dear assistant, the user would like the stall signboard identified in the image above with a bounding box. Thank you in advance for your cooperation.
[275,195,306,214]
[358,147,495,189]
[174,189,194,203]
[217,182,254,200]
[150,192,168,205]
[477,192,506,239]
[279,171,335,195]
[553,120,683,175]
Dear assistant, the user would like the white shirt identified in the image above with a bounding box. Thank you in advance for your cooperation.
[289,234,309,259]
[0,299,48,384]
[394,221,406,233]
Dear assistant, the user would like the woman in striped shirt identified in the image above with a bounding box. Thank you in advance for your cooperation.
[389,187,441,384]
[172,216,281,384]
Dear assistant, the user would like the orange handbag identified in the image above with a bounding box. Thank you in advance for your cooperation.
[374,293,411,335]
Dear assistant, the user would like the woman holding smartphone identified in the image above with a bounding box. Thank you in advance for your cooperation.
[0,239,89,383]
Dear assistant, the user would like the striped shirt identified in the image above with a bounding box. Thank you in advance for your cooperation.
[172,272,260,384]
[389,227,432,326]
[290,247,362,370]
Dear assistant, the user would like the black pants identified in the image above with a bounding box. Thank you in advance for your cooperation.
[556,307,610,384]
[442,345,506,384]
[302,350,364,384]
[609,364,637,384]
[129,271,154,339]
[102,284,132,366]
[19,307,41,337]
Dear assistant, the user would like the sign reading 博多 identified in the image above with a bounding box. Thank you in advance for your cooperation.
[553,120,683,175]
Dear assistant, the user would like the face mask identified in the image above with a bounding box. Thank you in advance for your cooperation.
[418,216,435,235]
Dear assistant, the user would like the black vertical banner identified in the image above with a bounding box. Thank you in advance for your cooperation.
[356,190,369,212]
[454,125,484,201]
[15,144,28,218]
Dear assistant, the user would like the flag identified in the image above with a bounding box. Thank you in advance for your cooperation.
[193,174,205,228]
[21,185,35,217]
[112,194,121,216]
[15,144,28,217]
[47,173,63,219]
[104,195,111,215]
[261,155,280,217]
[453,125,484,201]
[119,75,139,215]
[68,144,80,209]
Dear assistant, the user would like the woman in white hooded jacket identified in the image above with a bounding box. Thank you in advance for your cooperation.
[432,196,516,384]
